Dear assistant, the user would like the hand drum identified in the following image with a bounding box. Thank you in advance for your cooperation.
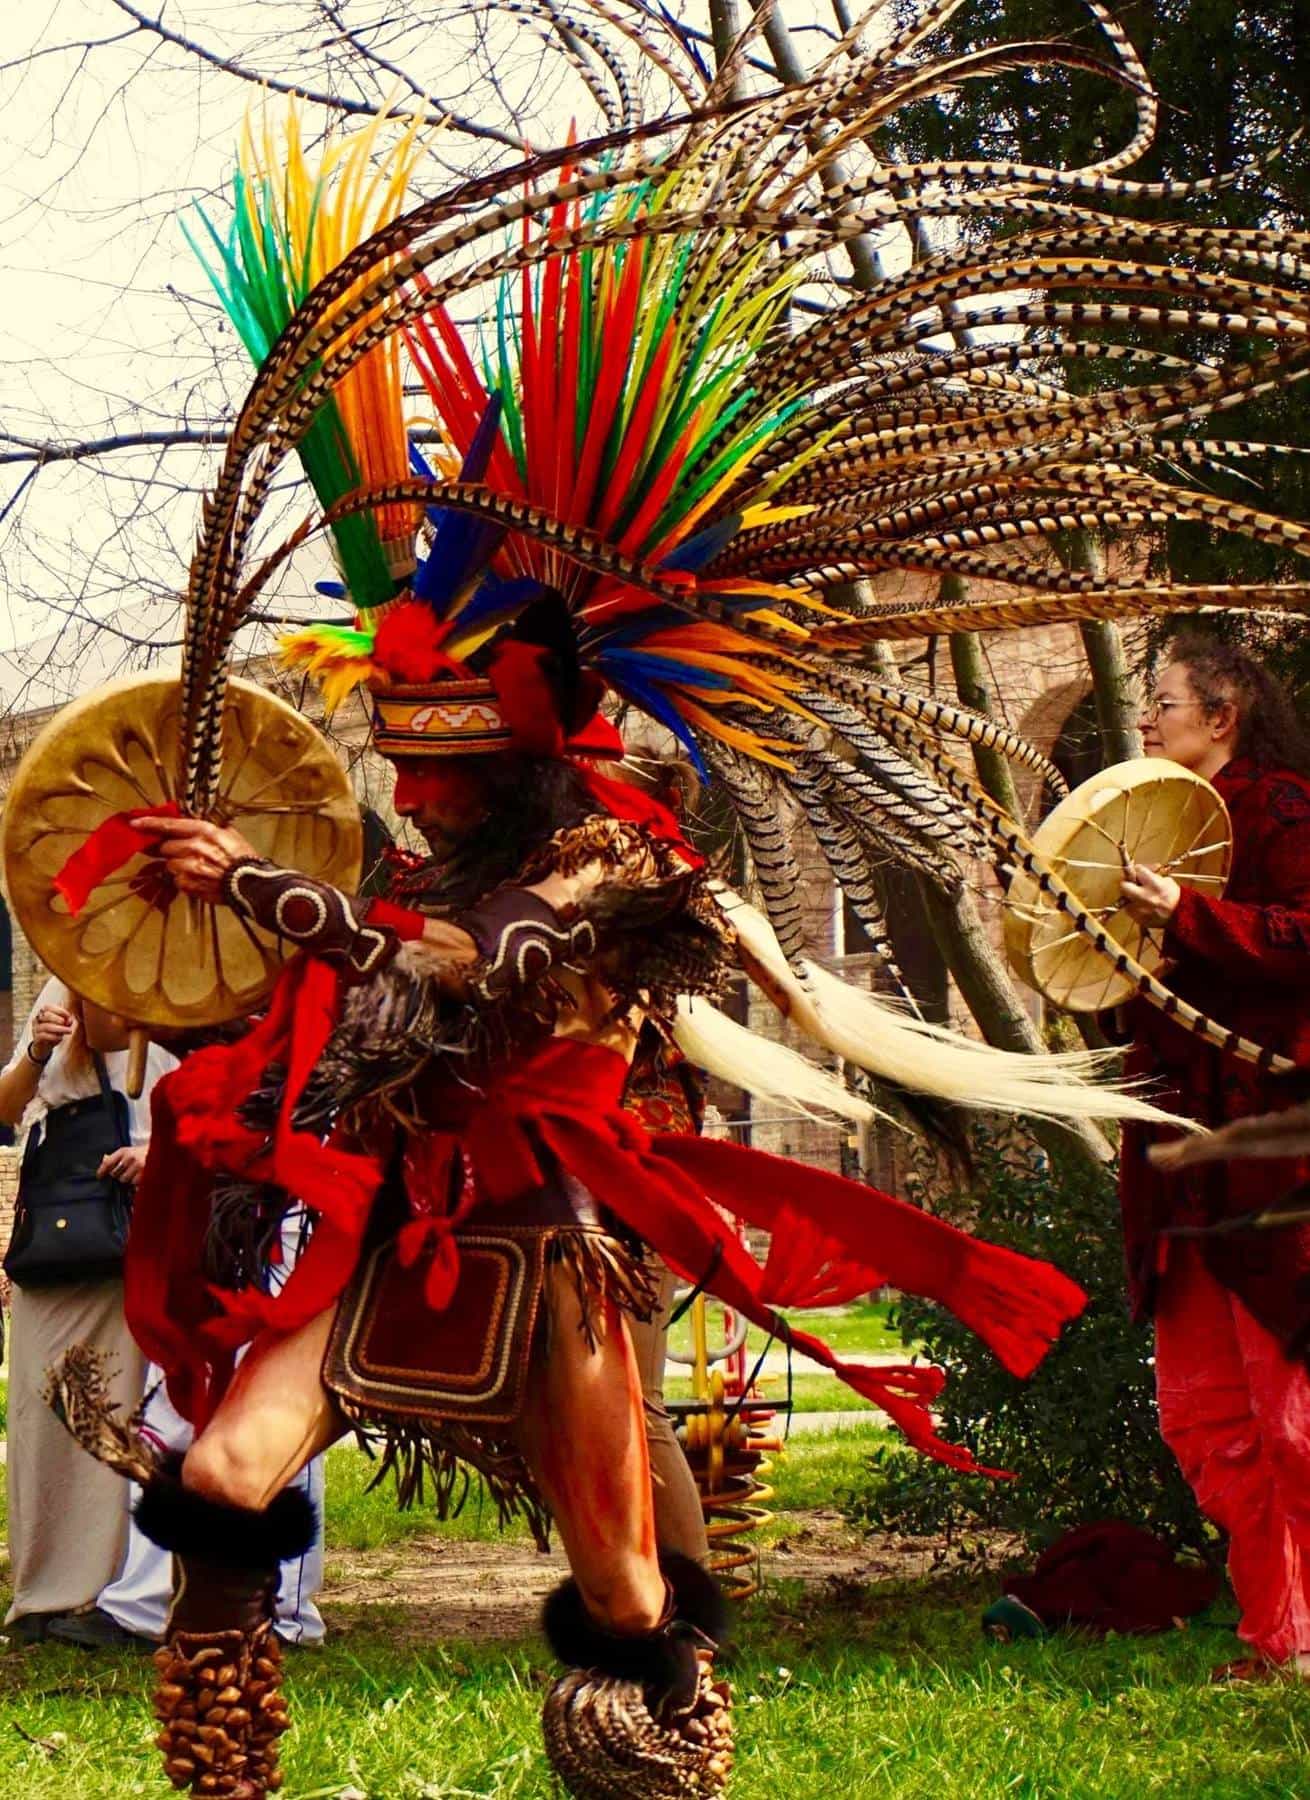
[2,675,363,1030]
[1003,757,1232,1013]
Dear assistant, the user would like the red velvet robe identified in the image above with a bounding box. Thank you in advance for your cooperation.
[1120,758,1310,1349]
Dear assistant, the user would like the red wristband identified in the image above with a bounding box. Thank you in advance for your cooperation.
[365,898,429,942]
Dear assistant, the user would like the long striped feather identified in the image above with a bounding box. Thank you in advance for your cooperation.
[168,3,1310,1077]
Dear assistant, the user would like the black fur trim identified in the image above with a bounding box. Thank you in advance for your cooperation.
[660,1551,730,1646]
[543,1580,694,1695]
[134,1466,317,1570]
[542,1551,729,1690]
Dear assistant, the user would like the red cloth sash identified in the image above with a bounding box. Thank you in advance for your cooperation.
[129,1028,1084,1469]
[53,802,182,915]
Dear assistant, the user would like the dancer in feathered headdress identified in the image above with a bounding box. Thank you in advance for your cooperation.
[21,4,1310,1793]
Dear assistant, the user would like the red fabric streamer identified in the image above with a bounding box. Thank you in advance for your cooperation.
[125,957,384,1425]
[53,801,182,916]
[572,766,704,866]
[128,1032,1084,1470]
[364,898,429,940]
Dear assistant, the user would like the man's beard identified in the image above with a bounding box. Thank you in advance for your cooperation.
[415,817,481,856]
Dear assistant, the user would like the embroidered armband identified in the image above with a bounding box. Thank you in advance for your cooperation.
[459,887,597,1001]
[221,858,401,980]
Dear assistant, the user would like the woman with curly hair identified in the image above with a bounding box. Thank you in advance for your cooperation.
[1119,633,1310,1681]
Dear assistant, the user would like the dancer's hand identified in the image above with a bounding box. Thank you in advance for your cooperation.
[1121,862,1181,927]
[134,816,259,904]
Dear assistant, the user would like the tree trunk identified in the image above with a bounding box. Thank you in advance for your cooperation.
[1068,535,1143,764]
[707,0,746,91]
[920,880,1115,1169]
[944,590,1023,821]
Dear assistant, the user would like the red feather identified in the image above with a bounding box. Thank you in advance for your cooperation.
[373,601,467,683]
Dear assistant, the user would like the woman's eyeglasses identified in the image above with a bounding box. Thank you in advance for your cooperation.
[1141,698,1200,722]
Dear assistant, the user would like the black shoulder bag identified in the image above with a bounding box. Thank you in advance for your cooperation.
[3,1052,135,1287]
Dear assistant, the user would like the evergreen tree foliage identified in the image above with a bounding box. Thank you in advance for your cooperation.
[841,1136,1211,1559]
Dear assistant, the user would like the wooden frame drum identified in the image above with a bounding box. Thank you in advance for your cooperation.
[1003,758,1232,1014]
[2,675,363,1030]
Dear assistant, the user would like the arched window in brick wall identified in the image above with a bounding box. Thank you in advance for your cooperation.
[1050,690,1104,795]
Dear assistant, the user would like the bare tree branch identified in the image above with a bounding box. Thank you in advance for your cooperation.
[107,0,529,150]
[0,429,228,468]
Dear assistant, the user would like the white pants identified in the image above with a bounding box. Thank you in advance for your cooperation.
[98,1369,326,1644]
[100,1211,326,1642]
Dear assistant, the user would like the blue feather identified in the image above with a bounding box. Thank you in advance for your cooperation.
[408,441,447,529]
[607,672,709,778]
[657,2,710,77]
[413,394,508,608]
[660,513,742,573]
[600,649,732,690]
[450,574,546,633]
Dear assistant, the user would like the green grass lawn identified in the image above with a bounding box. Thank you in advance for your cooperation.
[2,1423,1306,1798]
[1,1541,1303,1798]
[665,1295,908,1365]
[665,1295,913,1412]
[8,1594,1306,1800]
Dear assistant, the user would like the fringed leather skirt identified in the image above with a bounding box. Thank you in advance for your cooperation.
[320,1158,656,1546]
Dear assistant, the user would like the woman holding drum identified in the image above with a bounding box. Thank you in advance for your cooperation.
[1119,635,1310,1681]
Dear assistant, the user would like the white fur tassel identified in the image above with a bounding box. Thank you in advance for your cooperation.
[715,886,1201,1134]
[673,998,880,1127]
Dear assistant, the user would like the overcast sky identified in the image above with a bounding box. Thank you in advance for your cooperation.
[0,1,721,698]
[0,0,903,709]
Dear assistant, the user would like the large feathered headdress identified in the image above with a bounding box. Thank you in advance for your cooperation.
[178,0,1310,1108]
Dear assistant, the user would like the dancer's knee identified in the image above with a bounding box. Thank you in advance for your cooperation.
[182,1429,283,1513]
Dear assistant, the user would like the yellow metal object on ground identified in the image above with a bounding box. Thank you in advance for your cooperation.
[678,1295,783,1601]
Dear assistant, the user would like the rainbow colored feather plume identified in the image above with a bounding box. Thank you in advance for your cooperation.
[187,105,429,610]
[266,142,822,757]
[399,172,821,765]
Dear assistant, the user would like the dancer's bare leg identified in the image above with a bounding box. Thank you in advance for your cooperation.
[515,1261,667,1633]
[183,1306,346,1509]
[524,1263,734,1796]
[142,1308,344,1798]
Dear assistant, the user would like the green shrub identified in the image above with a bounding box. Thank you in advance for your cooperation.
[841,1135,1210,1562]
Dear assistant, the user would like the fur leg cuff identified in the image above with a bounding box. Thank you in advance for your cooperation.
[660,1550,730,1644]
[542,1551,729,1705]
[135,1461,317,1570]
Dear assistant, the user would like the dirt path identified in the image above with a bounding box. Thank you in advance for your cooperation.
[322,1512,956,1646]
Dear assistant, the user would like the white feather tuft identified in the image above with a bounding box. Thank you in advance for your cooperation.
[673,997,880,1128]
[714,885,1201,1134]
